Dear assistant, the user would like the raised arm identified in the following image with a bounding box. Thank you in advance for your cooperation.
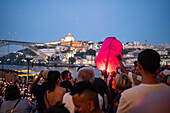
[29,70,44,90]
[116,54,128,75]
[101,70,108,83]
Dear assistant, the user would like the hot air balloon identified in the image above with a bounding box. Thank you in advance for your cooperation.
[95,37,123,73]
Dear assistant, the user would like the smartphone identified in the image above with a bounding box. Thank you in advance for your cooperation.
[68,73,72,79]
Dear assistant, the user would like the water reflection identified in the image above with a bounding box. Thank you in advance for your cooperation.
[0,64,102,79]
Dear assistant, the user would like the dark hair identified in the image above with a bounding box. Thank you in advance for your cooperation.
[47,71,61,92]
[61,70,70,80]
[70,81,97,96]
[60,81,72,91]
[134,61,138,67]
[70,81,99,109]
[138,49,160,74]
[45,103,70,113]
[5,85,21,101]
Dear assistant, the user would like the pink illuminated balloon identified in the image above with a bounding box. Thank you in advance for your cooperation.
[95,37,123,72]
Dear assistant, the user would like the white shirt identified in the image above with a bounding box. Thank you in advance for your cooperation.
[117,83,170,113]
[62,92,103,113]
[128,72,142,87]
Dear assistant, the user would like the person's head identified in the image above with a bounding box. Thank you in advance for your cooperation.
[60,80,72,92]
[134,61,138,67]
[61,70,72,81]
[71,81,100,113]
[115,73,132,91]
[138,49,161,75]
[133,61,140,75]
[77,66,95,83]
[47,71,61,92]
[5,85,21,101]
[159,69,170,84]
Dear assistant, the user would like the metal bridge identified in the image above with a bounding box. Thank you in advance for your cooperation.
[0,39,48,62]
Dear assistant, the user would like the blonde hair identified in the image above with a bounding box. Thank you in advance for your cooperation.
[115,73,132,90]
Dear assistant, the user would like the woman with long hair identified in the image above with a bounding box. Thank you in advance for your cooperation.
[44,71,66,109]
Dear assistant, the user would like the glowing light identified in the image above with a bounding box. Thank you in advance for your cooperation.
[95,37,123,72]
[18,74,35,77]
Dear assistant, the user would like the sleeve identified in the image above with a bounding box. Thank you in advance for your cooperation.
[98,94,103,110]
[128,72,142,87]
[62,93,75,113]
[131,73,142,86]
[127,72,133,83]
[116,93,129,113]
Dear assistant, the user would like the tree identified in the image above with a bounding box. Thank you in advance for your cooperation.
[98,41,103,44]
[86,49,96,56]
[75,51,85,58]
[69,57,76,64]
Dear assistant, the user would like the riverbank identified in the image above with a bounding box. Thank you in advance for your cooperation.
[0,64,102,82]
[0,69,19,81]
[0,62,97,68]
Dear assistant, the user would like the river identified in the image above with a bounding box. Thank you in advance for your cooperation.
[0,64,102,79]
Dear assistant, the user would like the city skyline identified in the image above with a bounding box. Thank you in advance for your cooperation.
[0,0,170,52]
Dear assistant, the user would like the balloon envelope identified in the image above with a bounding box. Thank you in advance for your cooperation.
[95,37,123,72]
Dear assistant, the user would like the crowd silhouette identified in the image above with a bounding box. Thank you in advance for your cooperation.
[0,49,170,113]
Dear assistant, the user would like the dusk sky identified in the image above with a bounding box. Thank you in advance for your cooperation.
[0,0,170,52]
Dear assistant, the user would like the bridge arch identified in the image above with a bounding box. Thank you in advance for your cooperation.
[0,40,48,62]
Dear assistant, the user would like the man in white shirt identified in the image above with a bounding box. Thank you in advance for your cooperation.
[62,66,103,113]
[117,49,170,113]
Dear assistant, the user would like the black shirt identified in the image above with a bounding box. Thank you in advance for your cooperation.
[30,82,48,113]
[93,77,108,97]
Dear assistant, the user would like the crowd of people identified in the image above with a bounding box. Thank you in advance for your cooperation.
[0,49,170,113]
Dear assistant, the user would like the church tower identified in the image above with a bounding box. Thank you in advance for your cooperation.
[65,33,74,41]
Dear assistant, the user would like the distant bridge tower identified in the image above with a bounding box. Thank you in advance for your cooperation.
[145,40,147,46]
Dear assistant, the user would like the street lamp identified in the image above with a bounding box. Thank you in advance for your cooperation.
[27,59,30,97]
[1,61,4,82]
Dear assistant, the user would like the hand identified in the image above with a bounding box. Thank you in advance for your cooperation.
[110,71,116,77]
[116,54,122,61]
[69,77,74,86]
[38,70,44,78]
[101,70,108,78]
